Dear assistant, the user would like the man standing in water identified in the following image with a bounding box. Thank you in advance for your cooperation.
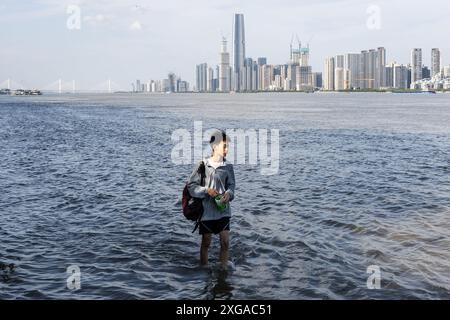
[187,129,235,269]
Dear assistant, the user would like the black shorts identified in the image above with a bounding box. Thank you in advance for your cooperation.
[199,217,230,235]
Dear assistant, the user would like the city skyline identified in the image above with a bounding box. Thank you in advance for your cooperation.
[1,0,450,90]
[192,13,449,93]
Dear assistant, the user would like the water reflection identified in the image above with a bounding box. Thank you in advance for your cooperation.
[204,267,234,300]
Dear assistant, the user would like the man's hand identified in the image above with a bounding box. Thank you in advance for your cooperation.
[221,192,231,204]
[207,188,219,197]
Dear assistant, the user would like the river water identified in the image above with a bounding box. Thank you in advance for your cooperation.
[0,92,449,299]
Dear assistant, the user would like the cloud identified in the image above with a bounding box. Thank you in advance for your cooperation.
[84,14,105,22]
[129,20,142,31]
[83,14,112,26]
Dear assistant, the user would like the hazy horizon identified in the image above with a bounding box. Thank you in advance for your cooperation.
[1,0,449,90]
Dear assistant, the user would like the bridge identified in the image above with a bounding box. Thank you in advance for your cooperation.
[0,79,125,93]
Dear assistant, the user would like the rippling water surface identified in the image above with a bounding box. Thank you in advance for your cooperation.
[1,93,449,299]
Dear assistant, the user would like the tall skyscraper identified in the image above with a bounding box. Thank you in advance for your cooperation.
[393,64,409,89]
[324,57,335,91]
[252,62,258,91]
[360,50,369,89]
[286,64,296,90]
[385,64,393,88]
[345,53,361,89]
[196,63,208,92]
[233,14,246,91]
[168,73,176,92]
[215,65,220,91]
[290,37,310,67]
[334,68,346,90]
[359,49,378,89]
[244,58,254,91]
[297,66,313,90]
[261,64,273,90]
[289,39,312,90]
[299,46,310,67]
[368,49,378,89]
[312,72,322,89]
[334,55,345,89]
[207,67,214,92]
[335,55,344,69]
[219,37,230,92]
[411,48,423,85]
[376,47,386,88]
[431,48,441,77]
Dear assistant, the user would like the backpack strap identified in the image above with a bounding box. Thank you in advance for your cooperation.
[192,220,201,233]
[192,161,206,233]
[199,160,206,186]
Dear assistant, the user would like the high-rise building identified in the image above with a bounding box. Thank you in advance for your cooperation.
[252,62,258,91]
[393,64,409,89]
[358,49,380,89]
[335,55,344,69]
[272,74,282,90]
[196,63,208,92]
[312,72,322,89]
[407,65,412,88]
[325,48,386,91]
[215,65,220,91]
[385,62,408,89]
[299,46,310,67]
[296,66,313,90]
[363,49,378,89]
[290,37,310,67]
[411,48,423,86]
[286,64,297,90]
[444,65,450,78]
[422,66,431,79]
[344,53,361,89]
[162,79,170,92]
[289,39,314,91]
[178,81,189,92]
[359,50,369,89]
[334,55,345,90]
[256,58,267,91]
[207,67,214,92]
[219,37,230,92]
[290,37,301,64]
[228,67,233,92]
[431,48,441,77]
[385,64,393,88]
[376,47,386,88]
[233,13,246,91]
[334,68,348,90]
[168,73,176,92]
[257,57,267,66]
[280,64,288,80]
[242,57,254,91]
[136,79,141,92]
[261,64,273,90]
[324,57,335,91]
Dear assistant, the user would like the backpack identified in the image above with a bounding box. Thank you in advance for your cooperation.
[182,161,206,232]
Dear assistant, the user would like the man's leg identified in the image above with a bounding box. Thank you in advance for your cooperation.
[219,230,230,268]
[200,233,212,266]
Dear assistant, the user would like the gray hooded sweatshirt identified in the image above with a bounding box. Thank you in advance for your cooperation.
[187,157,235,221]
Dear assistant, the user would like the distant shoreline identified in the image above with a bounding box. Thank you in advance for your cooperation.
[2,89,450,95]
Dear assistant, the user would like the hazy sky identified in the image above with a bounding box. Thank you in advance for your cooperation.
[1,0,449,90]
